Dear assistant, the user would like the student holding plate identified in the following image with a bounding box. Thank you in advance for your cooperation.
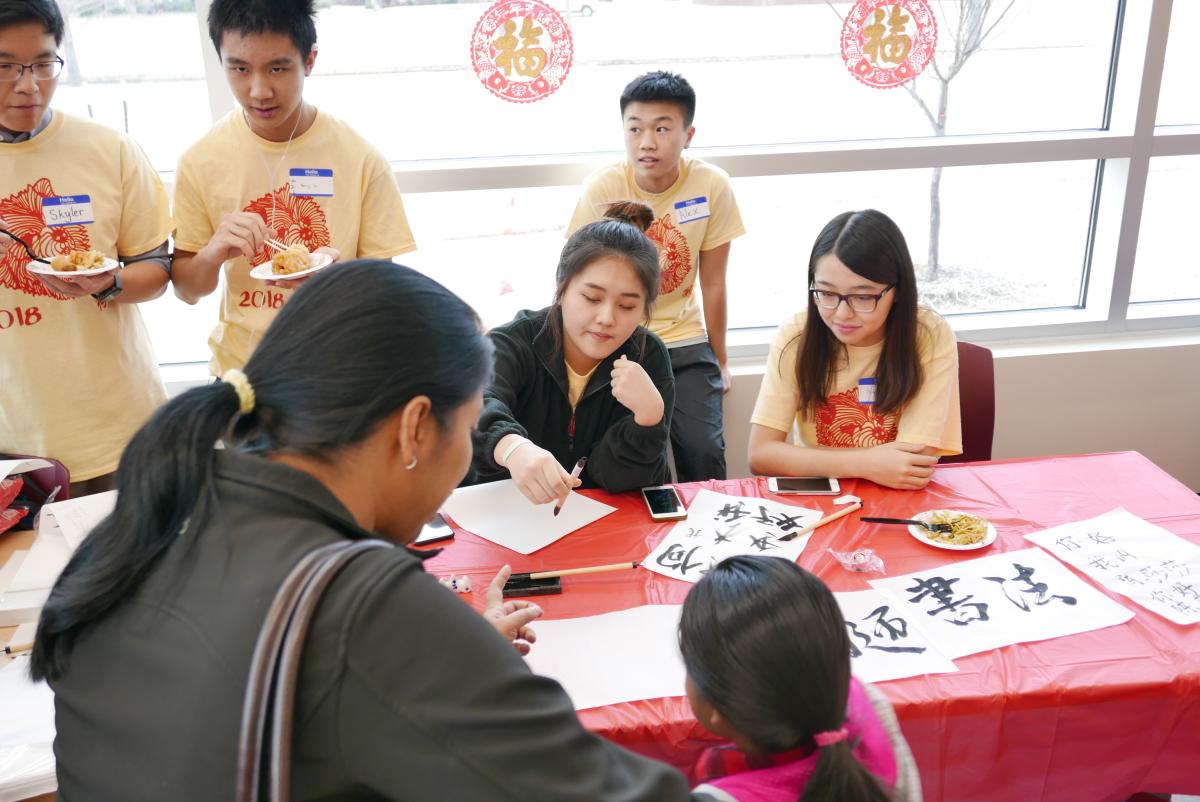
[171,0,416,376]
[0,0,171,495]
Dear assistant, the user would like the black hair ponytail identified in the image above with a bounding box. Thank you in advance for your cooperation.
[679,556,893,802]
[32,261,492,682]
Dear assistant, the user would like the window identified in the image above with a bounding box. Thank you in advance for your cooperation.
[1156,0,1198,127]
[51,3,209,171]
[39,0,1194,368]
[306,0,1120,161]
[1129,155,1200,305]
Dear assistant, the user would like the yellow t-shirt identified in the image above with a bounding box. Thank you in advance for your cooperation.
[566,156,744,344]
[173,110,417,375]
[751,308,963,455]
[566,361,599,409]
[0,112,170,480]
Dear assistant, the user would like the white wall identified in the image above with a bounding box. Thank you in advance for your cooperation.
[723,336,1200,491]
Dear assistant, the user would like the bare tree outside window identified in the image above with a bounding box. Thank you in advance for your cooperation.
[828,1,1017,280]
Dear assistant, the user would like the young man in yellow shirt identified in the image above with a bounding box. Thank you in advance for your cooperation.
[0,0,171,495]
[172,0,416,376]
[567,72,744,482]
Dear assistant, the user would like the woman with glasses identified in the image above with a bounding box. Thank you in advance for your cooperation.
[747,209,962,490]
[0,0,172,497]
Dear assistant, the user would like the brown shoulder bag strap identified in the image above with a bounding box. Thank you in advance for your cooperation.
[235,538,392,802]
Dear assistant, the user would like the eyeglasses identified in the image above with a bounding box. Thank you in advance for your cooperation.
[0,57,64,82]
[809,285,895,313]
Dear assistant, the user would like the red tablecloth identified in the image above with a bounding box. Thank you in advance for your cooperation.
[424,452,1200,802]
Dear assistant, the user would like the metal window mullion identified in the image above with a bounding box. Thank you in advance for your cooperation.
[1103,0,1173,330]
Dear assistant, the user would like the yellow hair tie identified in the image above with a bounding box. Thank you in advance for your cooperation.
[222,369,256,415]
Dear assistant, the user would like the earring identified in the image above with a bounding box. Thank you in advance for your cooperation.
[405,455,418,471]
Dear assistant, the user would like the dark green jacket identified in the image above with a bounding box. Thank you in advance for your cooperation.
[470,307,674,493]
[48,452,707,801]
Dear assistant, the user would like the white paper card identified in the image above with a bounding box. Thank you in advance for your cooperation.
[643,489,822,583]
[39,491,115,550]
[870,547,1133,659]
[0,658,55,749]
[524,605,685,710]
[835,588,958,683]
[441,480,616,555]
[1025,508,1200,625]
[0,460,51,483]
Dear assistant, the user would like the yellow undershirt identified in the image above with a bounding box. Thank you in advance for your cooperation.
[566,361,599,409]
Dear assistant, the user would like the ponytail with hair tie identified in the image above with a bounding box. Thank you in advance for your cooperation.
[222,369,256,415]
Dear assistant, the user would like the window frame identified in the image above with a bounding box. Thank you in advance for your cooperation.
[150,0,1193,368]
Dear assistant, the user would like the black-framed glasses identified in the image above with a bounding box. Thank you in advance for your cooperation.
[809,285,895,313]
[0,56,64,82]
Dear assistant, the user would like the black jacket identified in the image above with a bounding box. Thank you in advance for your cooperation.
[470,307,674,493]
[49,452,710,801]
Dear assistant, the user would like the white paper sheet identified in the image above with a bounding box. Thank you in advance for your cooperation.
[870,547,1133,659]
[0,459,51,483]
[1025,508,1200,625]
[39,490,116,550]
[642,490,822,583]
[835,588,958,683]
[0,657,56,802]
[523,605,686,710]
[441,480,616,555]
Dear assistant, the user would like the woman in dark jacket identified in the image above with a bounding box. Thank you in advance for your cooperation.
[472,202,674,504]
[31,261,707,801]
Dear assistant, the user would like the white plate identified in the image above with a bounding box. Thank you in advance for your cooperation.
[26,256,119,278]
[248,251,334,282]
[907,509,997,551]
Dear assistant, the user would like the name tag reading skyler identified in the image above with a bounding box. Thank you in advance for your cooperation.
[674,196,710,224]
[42,195,96,227]
[289,168,334,197]
[858,378,877,405]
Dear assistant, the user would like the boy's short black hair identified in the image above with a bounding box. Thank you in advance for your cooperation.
[0,0,65,46]
[207,0,317,60]
[619,71,696,127]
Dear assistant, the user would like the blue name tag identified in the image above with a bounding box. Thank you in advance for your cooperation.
[289,168,334,197]
[42,195,95,227]
[674,196,710,224]
[858,378,877,405]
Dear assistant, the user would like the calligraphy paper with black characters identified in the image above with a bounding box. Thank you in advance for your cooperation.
[869,547,1133,659]
[1025,508,1200,625]
[642,490,823,584]
[834,589,958,683]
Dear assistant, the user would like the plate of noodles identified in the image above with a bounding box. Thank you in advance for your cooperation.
[248,245,333,281]
[27,251,119,278]
[908,509,996,551]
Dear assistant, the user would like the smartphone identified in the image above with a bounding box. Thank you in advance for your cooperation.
[641,485,688,521]
[767,476,841,495]
[415,512,455,545]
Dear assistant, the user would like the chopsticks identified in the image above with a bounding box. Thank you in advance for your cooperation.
[265,237,288,253]
[779,500,863,542]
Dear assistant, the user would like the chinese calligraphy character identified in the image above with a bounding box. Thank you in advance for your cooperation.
[655,543,703,576]
[1089,556,1119,571]
[682,527,702,539]
[713,527,734,545]
[493,17,547,79]
[771,511,807,532]
[748,533,778,552]
[985,563,1078,611]
[845,615,926,657]
[1086,531,1116,545]
[714,501,750,523]
[1055,535,1083,551]
[906,576,990,626]
[862,5,912,66]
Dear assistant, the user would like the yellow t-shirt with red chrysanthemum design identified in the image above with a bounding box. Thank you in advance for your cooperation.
[751,308,962,455]
[0,112,170,480]
[173,110,416,375]
[567,156,744,344]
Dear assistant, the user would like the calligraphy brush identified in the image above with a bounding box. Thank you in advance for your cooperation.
[779,501,863,541]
